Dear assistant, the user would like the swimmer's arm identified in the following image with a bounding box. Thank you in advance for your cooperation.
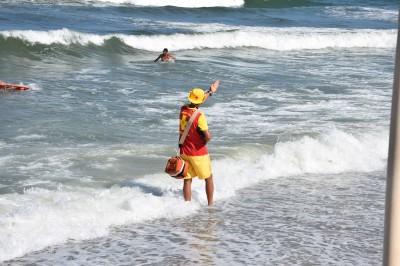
[154,55,162,62]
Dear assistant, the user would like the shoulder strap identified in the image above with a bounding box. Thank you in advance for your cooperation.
[179,109,200,146]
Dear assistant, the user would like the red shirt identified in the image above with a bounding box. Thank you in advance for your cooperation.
[179,105,209,156]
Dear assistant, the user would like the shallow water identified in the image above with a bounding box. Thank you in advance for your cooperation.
[4,171,385,265]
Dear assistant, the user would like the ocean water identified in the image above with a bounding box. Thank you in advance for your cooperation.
[0,0,398,264]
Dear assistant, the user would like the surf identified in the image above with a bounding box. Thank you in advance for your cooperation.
[54,0,245,7]
[244,0,322,8]
[0,128,388,262]
[0,27,396,55]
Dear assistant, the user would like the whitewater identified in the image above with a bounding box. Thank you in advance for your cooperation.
[0,27,396,51]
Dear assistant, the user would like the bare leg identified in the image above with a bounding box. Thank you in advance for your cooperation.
[183,178,192,201]
[205,174,214,206]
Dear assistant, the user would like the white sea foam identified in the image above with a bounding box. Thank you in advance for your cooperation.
[1,27,396,51]
[83,0,244,7]
[1,28,105,45]
[8,0,243,7]
[325,6,398,22]
[13,134,46,141]
[0,186,200,262]
[0,129,388,262]
[27,83,42,91]
[211,129,388,198]
[0,155,13,167]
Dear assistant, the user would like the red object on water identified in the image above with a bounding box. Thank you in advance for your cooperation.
[0,81,30,90]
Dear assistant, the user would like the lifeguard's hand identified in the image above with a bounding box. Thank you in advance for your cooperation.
[210,80,219,94]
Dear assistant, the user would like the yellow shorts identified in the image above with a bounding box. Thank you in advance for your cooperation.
[180,154,212,180]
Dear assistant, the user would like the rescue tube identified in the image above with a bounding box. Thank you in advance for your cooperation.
[0,81,30,90]
[165,156,189,179]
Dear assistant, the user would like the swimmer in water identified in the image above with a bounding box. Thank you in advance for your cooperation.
[154,48,176,62]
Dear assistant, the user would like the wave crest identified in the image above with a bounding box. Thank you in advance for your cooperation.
[83,0,244,7]
[0,27,396,53]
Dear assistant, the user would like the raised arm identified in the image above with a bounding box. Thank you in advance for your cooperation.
[204,80,219,102]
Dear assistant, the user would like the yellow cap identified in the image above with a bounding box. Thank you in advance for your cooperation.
[188,88,205,104]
